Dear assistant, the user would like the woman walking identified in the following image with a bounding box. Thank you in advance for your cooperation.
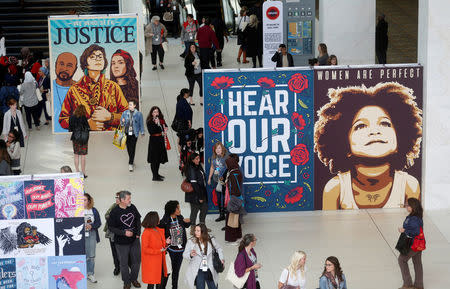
[6,129,21,175]
[84,193,102,283]
[175,88,193,133]
[68,104,90,177]
[244,15,263,68]
[398,198,424,289]
[120,98,145,172]
[319,256,347,289]
[278,251,307,289]
[145,16,168,71]
[2,98,26,147]
[183,224,224,289]
[184,44,203,106]
[159,200,191,289]
[234,234,262,289]
[141,211,170,289]
[224,154,244,243]
[185,153,207,235]
[20,71,40,130]
[147,106,168,181]
[37,66,51,125]
[236,7,249,63]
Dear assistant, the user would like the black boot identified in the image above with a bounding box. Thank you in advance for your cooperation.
[215,208,226,222]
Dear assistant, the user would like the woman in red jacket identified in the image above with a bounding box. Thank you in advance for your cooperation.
[141,211,171,289]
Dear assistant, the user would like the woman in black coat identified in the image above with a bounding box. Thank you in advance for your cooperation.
[68,104,90,177]
[184,44,203,105]
[159,200,191,289]
[184,152,207,235]
[147,106,168,181]
[244,15,263,68]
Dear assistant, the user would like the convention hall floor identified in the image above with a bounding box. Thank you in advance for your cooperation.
[22,39,450,288]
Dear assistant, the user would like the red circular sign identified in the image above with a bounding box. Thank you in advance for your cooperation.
[266,6,280,20]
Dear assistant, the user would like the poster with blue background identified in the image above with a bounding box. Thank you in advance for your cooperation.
[48,15,140,133]
[204,68,314,212]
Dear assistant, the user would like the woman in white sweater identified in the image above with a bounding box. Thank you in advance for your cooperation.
[6,129,21,175]
[2,98,27,147]
[183,224,224,289]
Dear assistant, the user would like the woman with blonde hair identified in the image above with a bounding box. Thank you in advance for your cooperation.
[244,14,263,68]
[278,251,307,289]
[207,141,228,222]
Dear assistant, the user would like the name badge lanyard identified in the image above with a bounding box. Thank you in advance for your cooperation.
[199,243,208,271]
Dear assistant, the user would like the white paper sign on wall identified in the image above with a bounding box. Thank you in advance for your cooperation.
[263,1,284,68]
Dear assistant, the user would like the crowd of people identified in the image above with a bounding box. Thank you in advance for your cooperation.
[0,6,423,289]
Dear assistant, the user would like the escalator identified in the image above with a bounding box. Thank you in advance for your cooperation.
[0,0,119,57]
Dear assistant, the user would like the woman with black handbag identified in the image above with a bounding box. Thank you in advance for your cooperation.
[397,198,424,289]
[184,152,207,236]
[183,223,224,289]
[68,104,89,177]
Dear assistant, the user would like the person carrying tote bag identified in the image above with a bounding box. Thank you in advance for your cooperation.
[231,234,261,289]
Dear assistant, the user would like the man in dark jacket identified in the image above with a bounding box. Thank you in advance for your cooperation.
[271,44,294,67]
[196,17,220,69]
[211,16,228,67]
[108,191,142,289]
[376,14,388,64]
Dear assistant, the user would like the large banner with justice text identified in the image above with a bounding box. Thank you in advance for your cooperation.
[49,14,140,133]
[0,174,87,289]
[314,65,423,210]
[204,69,315,212]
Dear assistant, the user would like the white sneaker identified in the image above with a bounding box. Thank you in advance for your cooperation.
[87,275,97,283]
[129,164,133,172]
[36,126,40,131]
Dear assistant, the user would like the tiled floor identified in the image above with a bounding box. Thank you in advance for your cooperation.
[22,39,450,288]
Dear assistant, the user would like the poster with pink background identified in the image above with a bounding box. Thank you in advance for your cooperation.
[54,178,84,218]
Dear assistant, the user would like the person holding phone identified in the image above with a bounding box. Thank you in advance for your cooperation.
[141,211,171,289]
[146,106,168,181]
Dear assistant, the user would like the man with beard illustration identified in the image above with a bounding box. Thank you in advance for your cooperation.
[53,52,78,132]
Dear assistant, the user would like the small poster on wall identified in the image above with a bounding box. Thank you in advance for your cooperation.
[24,180,55,219]
[54,178,84,218]
[0,258,16,288]
[0,218,55,258]
[54,218,85,256]
[48,255,87,289]
[0,181,25,220]
[16,257,48,289]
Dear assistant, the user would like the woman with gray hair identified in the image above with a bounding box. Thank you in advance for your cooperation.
[145,15,168,71]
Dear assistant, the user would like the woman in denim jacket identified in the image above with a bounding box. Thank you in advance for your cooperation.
[319,256,347,289]
[120,98,145,171]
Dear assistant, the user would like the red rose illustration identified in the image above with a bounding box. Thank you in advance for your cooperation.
[208,113,228,133]
[291,112,306,130]
[288,73,308,93]
[285,187,303,204]
[290,143,309,166]
[257,77,275,88]
[211,76,234,89]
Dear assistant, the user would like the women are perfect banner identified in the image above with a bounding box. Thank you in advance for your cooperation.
[48,14,140,133]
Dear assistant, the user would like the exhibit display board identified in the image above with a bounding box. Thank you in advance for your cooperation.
[203,64,423,212]
[0,174,87,288]
[314,65,423,210]
[204,68,315,212]
[262,1,284,68]
[48,14,140,133]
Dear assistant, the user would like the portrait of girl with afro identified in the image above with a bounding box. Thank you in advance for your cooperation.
[314,82,422,210]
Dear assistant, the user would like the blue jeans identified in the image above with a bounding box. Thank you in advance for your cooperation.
[195,270,217,289]
[85,230,97,275]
